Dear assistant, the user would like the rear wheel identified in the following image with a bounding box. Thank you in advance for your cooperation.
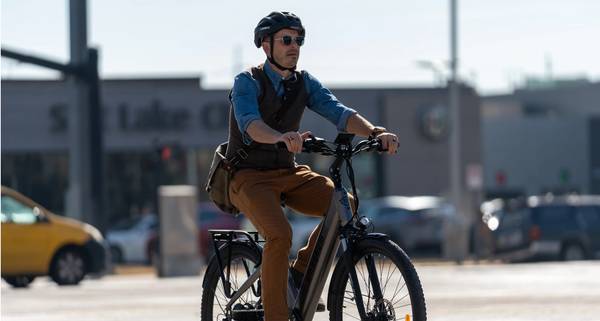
[3,276,35,288]
[50,248,87,285]
[329,238,427,321]
[200,243,262,321]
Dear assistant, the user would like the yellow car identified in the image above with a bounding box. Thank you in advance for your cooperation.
[1,186,108,288]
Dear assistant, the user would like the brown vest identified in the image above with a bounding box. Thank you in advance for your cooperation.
[226,65,309,169]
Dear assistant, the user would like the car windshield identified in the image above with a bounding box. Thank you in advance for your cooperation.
[499,208,529,228]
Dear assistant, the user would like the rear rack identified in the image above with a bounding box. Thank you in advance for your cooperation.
[209,229,264,244]
[208,229,264,298]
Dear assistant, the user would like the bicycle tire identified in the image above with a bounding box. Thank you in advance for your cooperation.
[200,243,262,321]
[328,237,427,321]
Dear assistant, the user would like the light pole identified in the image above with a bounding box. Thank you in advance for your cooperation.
[447,0,469,262]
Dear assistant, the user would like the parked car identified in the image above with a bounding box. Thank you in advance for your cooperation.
[146,202,242,264]
[481,195,600,262]
[1,186,108,288]
[197,202,243,258]
[241,197,455,258]
[106,214,158,264]
[360,196,457,256]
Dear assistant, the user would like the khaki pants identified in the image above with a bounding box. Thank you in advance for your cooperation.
[229,165,335,321]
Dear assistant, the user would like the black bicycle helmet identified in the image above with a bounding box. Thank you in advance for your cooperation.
[254,11,305,48]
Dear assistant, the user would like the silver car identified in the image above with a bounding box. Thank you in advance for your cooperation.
[360,196,456,255]
[106,215,158,263]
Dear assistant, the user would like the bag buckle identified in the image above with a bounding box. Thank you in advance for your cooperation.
[230,149,248,166]
[236,149,248,159]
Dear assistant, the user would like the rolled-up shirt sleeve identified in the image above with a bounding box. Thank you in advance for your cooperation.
[230,72,262,145]
[304,71,357,131]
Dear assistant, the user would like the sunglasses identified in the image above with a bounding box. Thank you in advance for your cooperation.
[273,35,305,46]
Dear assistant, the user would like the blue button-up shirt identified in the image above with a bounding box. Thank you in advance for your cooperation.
[230,61,357,144]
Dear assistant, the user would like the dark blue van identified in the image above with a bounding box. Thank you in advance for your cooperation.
[481,195,600,261]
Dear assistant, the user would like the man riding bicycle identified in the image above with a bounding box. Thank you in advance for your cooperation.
[226,11,399,321]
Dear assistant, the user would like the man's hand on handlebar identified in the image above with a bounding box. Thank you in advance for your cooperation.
[375,132,399,154]
[277,131,312,154]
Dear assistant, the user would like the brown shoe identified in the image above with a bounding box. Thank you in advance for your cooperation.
[290,267,326,312]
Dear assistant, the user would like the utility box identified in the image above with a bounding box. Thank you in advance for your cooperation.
[158,185,201,277]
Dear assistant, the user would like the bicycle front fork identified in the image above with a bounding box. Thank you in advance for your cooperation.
[341,237,385,321]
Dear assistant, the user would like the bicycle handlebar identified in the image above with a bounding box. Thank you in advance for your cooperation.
[276,134,387,157]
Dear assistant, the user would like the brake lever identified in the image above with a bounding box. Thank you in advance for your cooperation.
[302,135,329,153]
[368,139,388,153]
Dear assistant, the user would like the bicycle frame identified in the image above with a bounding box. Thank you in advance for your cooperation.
[212,133,384,321]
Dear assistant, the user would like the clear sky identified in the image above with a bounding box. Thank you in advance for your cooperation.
[2,0,599,95]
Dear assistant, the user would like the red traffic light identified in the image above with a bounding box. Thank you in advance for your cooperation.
[160,146,172,161]
[495,170,507,186]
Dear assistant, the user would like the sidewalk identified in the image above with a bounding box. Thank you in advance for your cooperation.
[112,264,156,275]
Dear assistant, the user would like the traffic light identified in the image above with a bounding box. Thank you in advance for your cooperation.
[495,170,507,186]
[154,143,180,162]
[160,146,172,161]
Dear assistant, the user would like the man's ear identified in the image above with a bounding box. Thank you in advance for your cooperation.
[262,41,271,57]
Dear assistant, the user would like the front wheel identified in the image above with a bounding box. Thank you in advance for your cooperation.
[328,238,427,321]
[110,245,123,264]
[50,248,87,285]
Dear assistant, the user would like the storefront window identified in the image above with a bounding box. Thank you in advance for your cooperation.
[1,153,69,215]
[106,149,187,226]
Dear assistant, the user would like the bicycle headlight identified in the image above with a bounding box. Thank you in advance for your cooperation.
[356,216,371,229]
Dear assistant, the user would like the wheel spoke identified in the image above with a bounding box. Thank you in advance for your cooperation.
[390,279,407,304]
[392,292,410,307]
[394,302,412,309]
[343,311,361,320]
[382,257,394,294]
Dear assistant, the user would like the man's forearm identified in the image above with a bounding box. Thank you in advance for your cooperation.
[246,119,282,144]
[345,113,377,137]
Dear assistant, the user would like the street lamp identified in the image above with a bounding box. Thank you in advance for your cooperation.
[416,60,446,86]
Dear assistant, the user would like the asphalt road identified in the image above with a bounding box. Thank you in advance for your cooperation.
[2,261,599,321]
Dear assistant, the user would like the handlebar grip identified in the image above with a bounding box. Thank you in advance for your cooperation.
[275,141,288,150]
[373,139,388,152]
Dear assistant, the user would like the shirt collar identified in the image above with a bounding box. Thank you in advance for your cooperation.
[263,60,296,86]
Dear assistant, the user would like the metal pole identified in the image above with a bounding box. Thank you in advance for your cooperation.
[1,48,80,74]
[87,47,106,232]
[448,0,467,261]
[67,0,91,222]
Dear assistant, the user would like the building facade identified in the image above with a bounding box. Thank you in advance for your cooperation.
[1,78,481,225]
[482,81,600,197]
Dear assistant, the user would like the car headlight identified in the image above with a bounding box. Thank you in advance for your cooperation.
[84,224,104,242]
[487,216,499,231]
